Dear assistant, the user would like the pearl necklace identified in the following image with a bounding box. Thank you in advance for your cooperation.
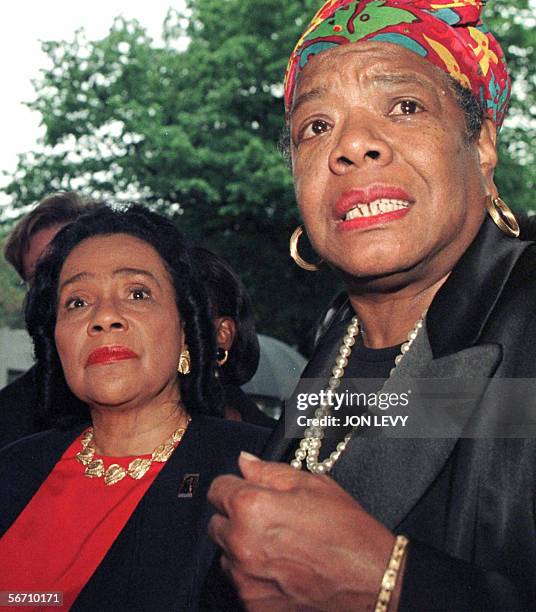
[291,315,424,474]
[75,417,191,486]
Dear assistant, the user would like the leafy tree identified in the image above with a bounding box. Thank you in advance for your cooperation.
[0,1,337,351]
[0,0,534,348]
[486,1,536,212]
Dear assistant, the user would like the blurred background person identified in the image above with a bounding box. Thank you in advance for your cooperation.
[193,247,275,428]
[0,192,88,448]
[0,204,268,610]
[4,191,86,285]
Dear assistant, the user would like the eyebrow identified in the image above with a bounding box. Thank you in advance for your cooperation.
[289,86,328,119]
[59,267,162,292]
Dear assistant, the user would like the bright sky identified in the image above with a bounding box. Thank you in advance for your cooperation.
[0,1,185,208]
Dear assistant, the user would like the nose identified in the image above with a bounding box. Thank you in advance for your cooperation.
[87,299,128,336]
[328,118,393,175]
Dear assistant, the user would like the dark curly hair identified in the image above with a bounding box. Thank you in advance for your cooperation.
[25,203,223,428]
[191,247,260,386]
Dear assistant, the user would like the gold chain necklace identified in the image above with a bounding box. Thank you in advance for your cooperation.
[75,417,191,486]
[291,315,424,474]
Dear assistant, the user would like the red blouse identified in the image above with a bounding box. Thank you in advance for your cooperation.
[0,431,166,610]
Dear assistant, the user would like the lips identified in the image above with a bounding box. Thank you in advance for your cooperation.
[334,186,415,230]
[86,345,138,367]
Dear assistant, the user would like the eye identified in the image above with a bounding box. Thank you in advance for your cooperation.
[389,99,424,116]
[129,287,151,300]
[65,296,87,310]
[300,118,331,141]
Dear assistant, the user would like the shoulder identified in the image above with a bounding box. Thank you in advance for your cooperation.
[223,385,277,429]
[0,367,40,449]
[193,413,270,457]
[0,366,36,399]
[507,239,536,282]
[0,426,84,536]
[0,426,83,482]
[496,240,536,310]
[0,425,84,463]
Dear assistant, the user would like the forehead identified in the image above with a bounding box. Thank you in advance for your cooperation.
[292,41,451,107]
[60,233,170,280]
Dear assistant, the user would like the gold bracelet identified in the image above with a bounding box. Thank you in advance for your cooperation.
[374,535,409,612]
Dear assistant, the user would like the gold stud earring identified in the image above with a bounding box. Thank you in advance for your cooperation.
[485,195,520,238]
[289,226,322,271]
[178,348,191,375]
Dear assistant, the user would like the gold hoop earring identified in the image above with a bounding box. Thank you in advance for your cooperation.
[485,195,520,238]
[178,348,191,375]
[290,226,322,271]
[216,348,229,367]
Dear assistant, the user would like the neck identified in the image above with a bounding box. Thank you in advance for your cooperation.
[89,400,187,456]
[347,274,449,348]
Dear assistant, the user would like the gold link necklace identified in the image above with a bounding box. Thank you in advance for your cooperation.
[76,417,191,486]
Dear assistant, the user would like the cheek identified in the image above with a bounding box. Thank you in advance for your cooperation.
[149,312,183,364]
[54,322,73,370]
[294,168,322,217]
[55,324,83,392]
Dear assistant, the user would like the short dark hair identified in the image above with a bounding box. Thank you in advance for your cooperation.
[25,203,223,428]
[279,75,486,164]
[4,192,86,281]
[447,77,485,141]
[192,247,260,386]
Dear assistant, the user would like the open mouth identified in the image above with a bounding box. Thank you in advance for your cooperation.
[343,198,410,221]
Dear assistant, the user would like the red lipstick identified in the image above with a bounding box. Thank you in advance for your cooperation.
[338,208,410,231]
[334,186,414,219]
[86,345,138,367]
[334,186,414,231]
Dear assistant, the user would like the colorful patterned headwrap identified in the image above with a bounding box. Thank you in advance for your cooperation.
[284,0,510,128]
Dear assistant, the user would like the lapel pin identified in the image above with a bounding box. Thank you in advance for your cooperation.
[178,473,200,498]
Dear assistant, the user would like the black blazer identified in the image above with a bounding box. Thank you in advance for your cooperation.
[0,414,269,611]
[263,218,536,610]
[0,366,40,449]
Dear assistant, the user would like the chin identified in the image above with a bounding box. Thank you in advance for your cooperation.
[82,383,138,409]
[333,254,412,281]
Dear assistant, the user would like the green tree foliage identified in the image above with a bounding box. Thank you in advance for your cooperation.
[486,1,536,212]
[0,0,534,346]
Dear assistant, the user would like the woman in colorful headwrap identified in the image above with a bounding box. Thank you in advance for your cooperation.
[207,1,536,610]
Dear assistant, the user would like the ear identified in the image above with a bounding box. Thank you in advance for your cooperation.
[477,118,498,195]
[215,317,236,351]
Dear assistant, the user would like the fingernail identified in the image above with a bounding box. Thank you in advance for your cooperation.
[240,451,261,462]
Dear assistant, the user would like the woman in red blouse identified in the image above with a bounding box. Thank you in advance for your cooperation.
[0,204,268,611]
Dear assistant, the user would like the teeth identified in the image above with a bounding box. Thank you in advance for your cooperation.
[344,199,409,220]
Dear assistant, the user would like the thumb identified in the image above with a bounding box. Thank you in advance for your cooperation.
[238,451,309,491]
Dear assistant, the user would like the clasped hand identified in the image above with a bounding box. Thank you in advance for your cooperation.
[207,453,398,611]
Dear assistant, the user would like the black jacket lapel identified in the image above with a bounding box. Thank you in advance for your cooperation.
[427,218,530,358]
[331,321,501,530]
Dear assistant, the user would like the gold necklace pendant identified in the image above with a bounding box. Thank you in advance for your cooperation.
[75,418,191,486]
